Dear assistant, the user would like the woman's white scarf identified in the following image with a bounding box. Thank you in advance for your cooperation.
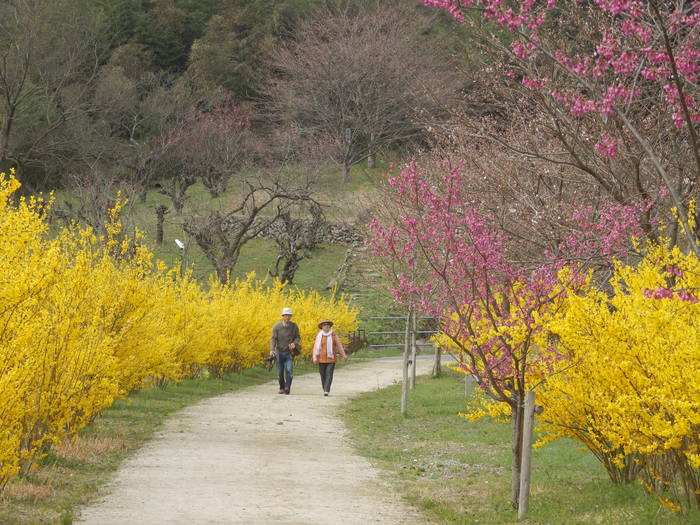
[315,329,334,359]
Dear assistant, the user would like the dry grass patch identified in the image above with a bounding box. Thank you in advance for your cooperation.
[56,435,126,464]
[4,480,54,503]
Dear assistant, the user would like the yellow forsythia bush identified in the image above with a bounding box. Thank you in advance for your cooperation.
[0,172,357,492]
[204,278,357,374]
[539,242,700,511]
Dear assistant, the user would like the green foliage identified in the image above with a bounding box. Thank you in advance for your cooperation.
[93,0,145,50]
[135,3,192,71]
[187,0,321,99]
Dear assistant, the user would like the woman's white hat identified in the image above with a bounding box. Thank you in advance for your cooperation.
[281,307,293,315]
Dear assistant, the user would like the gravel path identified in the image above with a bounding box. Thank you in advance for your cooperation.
[76,359,432,525]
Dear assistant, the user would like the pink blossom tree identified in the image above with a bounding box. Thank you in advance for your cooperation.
[421,0,700,254]
[155,97,252,213]
[179,97,252,198]
[417,125,653,274]
[368,160,583,508]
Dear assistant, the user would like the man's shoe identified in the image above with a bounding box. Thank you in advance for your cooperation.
[323,392,329,396]
[284,389,290,395]
[278,389,285,394]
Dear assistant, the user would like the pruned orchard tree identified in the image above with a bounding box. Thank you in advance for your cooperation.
[269,200,324,284]
[178,97,252,198]
[152,123,197,216]
[265,3,457,181]
[183,175,317,284]
[148,95,253,213]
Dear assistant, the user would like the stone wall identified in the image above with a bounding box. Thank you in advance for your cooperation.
[224,215,363,245]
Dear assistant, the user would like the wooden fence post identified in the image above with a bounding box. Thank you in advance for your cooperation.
[464,374,474,397]
[401,306,411,415]
[518,390,536,520]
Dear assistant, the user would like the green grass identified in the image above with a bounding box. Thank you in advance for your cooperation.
[340,370,700,525]
[0,362,317,525]
[348,346,405,358]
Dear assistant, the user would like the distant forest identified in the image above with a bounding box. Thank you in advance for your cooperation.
[0,0,462,194]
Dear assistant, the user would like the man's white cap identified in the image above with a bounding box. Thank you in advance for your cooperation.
[281,307,293,315]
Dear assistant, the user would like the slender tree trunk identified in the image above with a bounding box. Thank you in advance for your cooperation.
[172,192,185,215]
[367,133,376,168]
[342,163,350,183]
[517,391,536,520]
[0,106,17,164]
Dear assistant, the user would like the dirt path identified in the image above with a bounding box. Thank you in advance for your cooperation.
[76,359,432,525]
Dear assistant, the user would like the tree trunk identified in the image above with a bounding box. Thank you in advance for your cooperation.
[172,193,185,215]
[431,346,442,378]
[280,256,300,284]
[517,391,536,520]
[216,264,229,284]
[367,133,376,168]
[0,105,17,165]
[342,163,350,183]
[137,168,150,203]
[155,205,168,246]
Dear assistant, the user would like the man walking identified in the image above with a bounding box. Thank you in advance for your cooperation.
[270,307,301,394]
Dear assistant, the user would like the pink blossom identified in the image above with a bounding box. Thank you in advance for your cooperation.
[594,133,621,158]
[420,0,699,134]
[512,41,529,59]
[522,77,546,90]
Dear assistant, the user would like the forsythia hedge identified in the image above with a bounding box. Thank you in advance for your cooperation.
[0,173,357,492]
[457,241,700,511]
[538,242,700,511]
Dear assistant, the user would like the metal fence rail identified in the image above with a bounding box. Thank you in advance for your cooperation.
[363,314,438,350]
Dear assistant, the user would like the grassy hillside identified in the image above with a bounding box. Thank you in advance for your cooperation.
[54,161,394,310]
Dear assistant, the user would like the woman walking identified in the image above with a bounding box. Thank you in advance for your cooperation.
[312,319,348,396]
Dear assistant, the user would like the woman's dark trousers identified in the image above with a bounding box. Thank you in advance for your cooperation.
[319,362,335,393]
